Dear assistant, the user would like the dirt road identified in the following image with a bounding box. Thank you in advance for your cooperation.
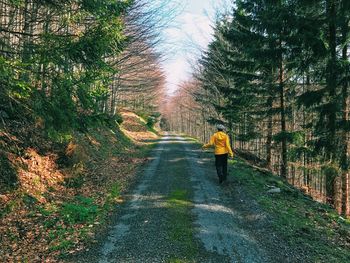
[77,134,288,263]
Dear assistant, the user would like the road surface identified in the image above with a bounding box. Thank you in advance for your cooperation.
[75,134,291,263]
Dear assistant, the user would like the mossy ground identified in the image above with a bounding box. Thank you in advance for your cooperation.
[164,139,199,263]
[231,158,350,262]
[167,188,197,263]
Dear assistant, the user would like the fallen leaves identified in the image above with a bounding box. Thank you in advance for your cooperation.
[0,194,9,203]
[1,115,158,262]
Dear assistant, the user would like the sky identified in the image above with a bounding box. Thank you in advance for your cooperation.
[161,0,231,95]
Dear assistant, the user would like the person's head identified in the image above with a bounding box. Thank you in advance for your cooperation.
[216,124,225,131]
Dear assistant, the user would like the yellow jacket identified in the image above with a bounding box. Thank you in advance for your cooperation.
[203,131,234,157]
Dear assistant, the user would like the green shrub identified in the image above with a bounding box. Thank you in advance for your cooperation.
[146,116,156,128]
[108,182,120,201]
[60,196,98,224]
[22,194,39,207]
[46,128,73,143]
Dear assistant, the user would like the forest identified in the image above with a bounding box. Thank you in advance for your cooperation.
[0,0,165,139]
[0,0,170,259]
[165,0,350,217]
[1,0,350,261]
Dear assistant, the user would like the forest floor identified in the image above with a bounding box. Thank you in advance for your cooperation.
[0,110,159,262]
[1,116,350,262]
[66,134,350,263]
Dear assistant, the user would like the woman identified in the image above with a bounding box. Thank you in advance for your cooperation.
[202,124,234,184]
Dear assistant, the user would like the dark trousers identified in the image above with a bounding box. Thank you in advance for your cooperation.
[215,154,228,183]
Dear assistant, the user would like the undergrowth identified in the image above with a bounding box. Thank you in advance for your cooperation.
[231,158,350,262]
[0,113,158,261]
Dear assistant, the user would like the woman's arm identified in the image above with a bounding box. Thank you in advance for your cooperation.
[226,135,234,158]
[203,135,215,148]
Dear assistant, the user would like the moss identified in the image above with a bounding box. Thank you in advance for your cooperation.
[231,158,350,262]
[166,189,197,260]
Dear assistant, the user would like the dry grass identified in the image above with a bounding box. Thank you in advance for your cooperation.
[120,110,159,144]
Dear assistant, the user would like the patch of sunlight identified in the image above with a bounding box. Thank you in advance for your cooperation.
[169,199,191,206]
[169,157,186,163]
[195,203,236,215]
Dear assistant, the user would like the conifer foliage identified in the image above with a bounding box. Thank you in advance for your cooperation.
[169,0,350,216]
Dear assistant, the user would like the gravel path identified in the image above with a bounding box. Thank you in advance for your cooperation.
[75,134,286,263]
[183,141,270,263]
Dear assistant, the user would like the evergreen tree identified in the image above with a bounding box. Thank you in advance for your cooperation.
[185,0,350,213]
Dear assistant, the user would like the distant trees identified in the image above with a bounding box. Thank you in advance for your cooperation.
[168,0,350,217]
[163,79,216,141]
[108,0,170,116]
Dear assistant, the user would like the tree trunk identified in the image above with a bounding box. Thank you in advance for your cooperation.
[266,96,273,169]
[340,0,349,217]
[21,0,35,82]
[325,0,338,206]
[279,38,287,179]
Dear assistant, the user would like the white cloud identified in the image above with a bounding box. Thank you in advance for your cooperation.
[164,58,190,95]
[162,12,214,95]
[181,13,213,49]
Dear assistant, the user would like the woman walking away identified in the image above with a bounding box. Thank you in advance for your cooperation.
[202,124,234,184]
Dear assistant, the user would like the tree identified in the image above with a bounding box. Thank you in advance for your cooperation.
[0,0,130,134]
[167,0,350,216]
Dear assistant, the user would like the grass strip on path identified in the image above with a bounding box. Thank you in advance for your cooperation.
[165,141,199,263]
